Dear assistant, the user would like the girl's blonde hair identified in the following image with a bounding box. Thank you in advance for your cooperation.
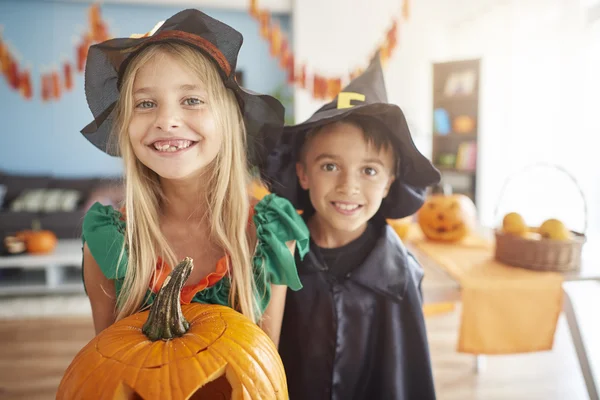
[111,42,259,322]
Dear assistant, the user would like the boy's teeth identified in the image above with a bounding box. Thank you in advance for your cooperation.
[153,140,193,151]
[334,202,359,211]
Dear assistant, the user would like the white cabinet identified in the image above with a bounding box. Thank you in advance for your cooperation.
[0,239,84,295]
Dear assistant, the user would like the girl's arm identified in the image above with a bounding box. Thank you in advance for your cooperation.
[260,240,296,347]
[261,283,288,347]
[83,243,117,335]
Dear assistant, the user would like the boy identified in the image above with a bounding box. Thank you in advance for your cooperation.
[264,54,441,400]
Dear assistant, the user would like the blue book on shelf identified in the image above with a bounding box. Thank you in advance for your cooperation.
[434,108,451,135]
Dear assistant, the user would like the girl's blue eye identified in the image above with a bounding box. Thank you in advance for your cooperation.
[363,167,377,176]
[184,97,203,106]
[136,100,155,109]
[321,163,338,172]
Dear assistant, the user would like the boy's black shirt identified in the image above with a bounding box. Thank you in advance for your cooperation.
[317,222,378,280]
[279,219,437,400]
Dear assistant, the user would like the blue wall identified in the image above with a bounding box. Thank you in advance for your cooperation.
[0,1,291,177]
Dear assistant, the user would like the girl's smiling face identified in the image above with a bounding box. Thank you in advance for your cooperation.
[128,51,221,181]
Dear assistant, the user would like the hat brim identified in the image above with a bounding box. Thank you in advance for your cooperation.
[264,103,441,219]
[81,31,283,169]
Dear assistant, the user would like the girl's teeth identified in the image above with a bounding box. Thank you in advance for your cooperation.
[153,140,192,152]
[335,203,359,211]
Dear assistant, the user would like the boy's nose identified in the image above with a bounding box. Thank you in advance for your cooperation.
[336,173,360,195]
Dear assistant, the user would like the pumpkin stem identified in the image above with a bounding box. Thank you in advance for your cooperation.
[142,257,194,341]
[31,219,41,231]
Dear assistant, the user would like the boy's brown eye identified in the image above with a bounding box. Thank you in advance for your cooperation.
[321,163,337,172]
[364,167,377,176]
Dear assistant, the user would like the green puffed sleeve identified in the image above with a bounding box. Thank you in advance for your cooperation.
[81,202,128,283]
[252,194,309,294]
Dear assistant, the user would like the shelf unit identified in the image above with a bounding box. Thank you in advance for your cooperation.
[431,58,481,204]
[0,239,84,296]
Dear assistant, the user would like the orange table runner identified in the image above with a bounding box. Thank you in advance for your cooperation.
[407,226,564,355]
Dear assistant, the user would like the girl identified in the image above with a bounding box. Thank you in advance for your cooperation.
[80,9,308,346]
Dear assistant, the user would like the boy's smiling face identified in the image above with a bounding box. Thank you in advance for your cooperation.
[296,121,396,247]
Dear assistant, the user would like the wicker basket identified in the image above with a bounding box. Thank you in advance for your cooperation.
[493,164,587,272]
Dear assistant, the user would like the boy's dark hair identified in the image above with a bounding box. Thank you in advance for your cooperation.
[298,115,400,175]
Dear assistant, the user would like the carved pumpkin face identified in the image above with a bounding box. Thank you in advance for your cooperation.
[57,259,288,400]
[58,303,287,399]
[417,194,477,242]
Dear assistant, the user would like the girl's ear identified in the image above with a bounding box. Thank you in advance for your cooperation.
[296,162,310,190]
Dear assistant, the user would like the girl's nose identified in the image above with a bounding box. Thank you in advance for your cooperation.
[155,105,182,132]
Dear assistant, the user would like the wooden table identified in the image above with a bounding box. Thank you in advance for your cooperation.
[412,237,600,399]
[414,237,600,302]
[417,244,462,305]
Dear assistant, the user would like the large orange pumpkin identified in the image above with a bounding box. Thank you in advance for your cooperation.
[417,193,477,242]
[57,258,288,400]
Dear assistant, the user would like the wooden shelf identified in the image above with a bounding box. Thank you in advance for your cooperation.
[432,58,481,204]
[0,239,81,269]
[434,95,478,105]
[435,167,476,175]
[0,281,84,296]
[0,239,83,296]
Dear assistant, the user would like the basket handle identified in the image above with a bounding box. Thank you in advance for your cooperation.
[493,162,588,233]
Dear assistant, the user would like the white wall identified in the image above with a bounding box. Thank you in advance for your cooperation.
[445,0,599,235]
[292,0,449,158]
[293,0,600,237]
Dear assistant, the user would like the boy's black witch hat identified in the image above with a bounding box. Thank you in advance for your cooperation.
[80,8,284,168]
[264,54,441,219]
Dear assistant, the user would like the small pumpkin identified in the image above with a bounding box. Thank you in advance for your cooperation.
[24,230,57,254]
[57,258,288,400]
[417,192,477,242]
[16,220,57,254]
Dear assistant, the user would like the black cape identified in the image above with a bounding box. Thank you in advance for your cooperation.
[279,223,437,400]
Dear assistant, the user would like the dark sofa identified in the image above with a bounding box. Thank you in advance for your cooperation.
[0,171,123,239]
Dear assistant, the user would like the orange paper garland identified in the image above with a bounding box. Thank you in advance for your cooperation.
[0,3,110,102]
[1,1,411,102]
[249,0,409,100]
